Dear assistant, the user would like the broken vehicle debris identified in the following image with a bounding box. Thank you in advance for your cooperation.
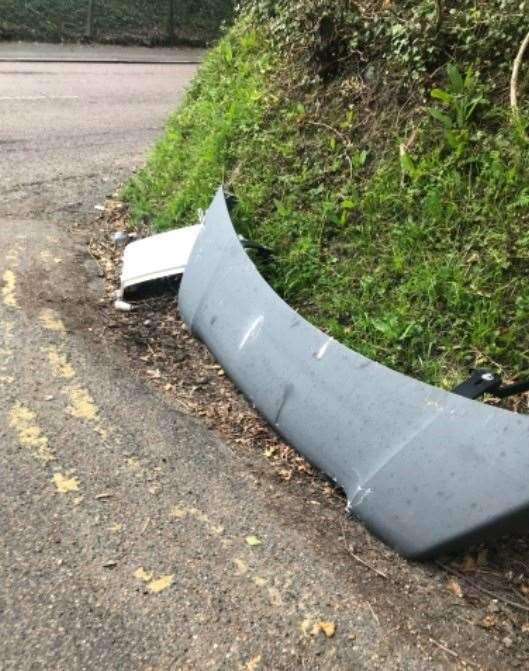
[179,187,529,560]
[120,223,202,298]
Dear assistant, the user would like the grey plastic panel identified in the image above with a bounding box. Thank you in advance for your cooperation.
[179,188,529,559]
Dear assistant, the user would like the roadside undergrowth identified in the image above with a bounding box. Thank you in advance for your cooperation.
[125,1,529,393]
[0,0,232,44]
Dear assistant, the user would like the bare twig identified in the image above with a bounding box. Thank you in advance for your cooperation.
[366,600,380,625]
[511,29,529,117]
[428,637,480,669]
[437,561,529,614]
[306,119,348,143]
[349,546,388,579]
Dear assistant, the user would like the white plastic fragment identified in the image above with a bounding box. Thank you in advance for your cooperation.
[120,224,202,297]
[114,300,133,312]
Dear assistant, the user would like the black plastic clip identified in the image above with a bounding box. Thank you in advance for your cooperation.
[239,236,273,260]
[453,369,529,400]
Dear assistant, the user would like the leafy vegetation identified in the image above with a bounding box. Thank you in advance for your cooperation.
[125,1,529,389]
[0,0,233,45]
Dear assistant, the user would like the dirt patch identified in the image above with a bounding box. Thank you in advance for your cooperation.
[82,200,529,668]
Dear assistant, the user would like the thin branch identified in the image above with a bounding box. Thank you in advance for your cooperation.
[306,119,348,143]
[349,546,388,579]
[433,0,443,33]
[511,29,529,117]
[428,637,479,669]
[437,561,529,614]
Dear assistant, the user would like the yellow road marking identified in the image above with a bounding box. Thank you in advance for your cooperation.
[67,386,98,421]
[0,323,15,371]
[170,504,224,535]
[46,346,75,380]
[2,270,18,308]
[52,472,80,493]
[1,320,14,342]
[38,308,66,333]
[43,347,108,438]
[8,402,55,463]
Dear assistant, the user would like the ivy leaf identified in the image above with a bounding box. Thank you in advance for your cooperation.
[447,64,465,94]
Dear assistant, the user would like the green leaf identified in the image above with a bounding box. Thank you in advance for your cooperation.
[355,149,368,167]
[447,64,464,94]
[429,108,453,129]
[430,88,452,105]
[223,42,233,64]
[400,151,416,177]
[245,535,262,547]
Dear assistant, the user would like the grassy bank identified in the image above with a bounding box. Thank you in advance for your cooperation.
[0,0,233,45]
[125,1,529,390]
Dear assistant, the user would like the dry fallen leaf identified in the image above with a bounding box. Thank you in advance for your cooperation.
[134,567,153,582]
[312,621,336,638]
[147,574,174,593]
[446,578,464,598]
[246,655,262,671]
[52,473,80,493]
[521,621,529,634]
[478,614,498,629]
[245,535,262,547]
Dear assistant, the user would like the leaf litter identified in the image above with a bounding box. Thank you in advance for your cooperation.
[85,199,529,665]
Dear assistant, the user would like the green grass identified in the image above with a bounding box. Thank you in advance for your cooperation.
[0,0,232,44]
[125,28,273,226]
[124,16,529,390]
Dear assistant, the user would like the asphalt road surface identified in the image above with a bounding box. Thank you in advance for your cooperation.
[0,42,204,62]
[0,45,502,670]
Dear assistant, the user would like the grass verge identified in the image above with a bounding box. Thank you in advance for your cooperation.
[124,7,529,391]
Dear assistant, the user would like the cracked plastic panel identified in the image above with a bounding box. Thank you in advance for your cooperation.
[179,188,529,559]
